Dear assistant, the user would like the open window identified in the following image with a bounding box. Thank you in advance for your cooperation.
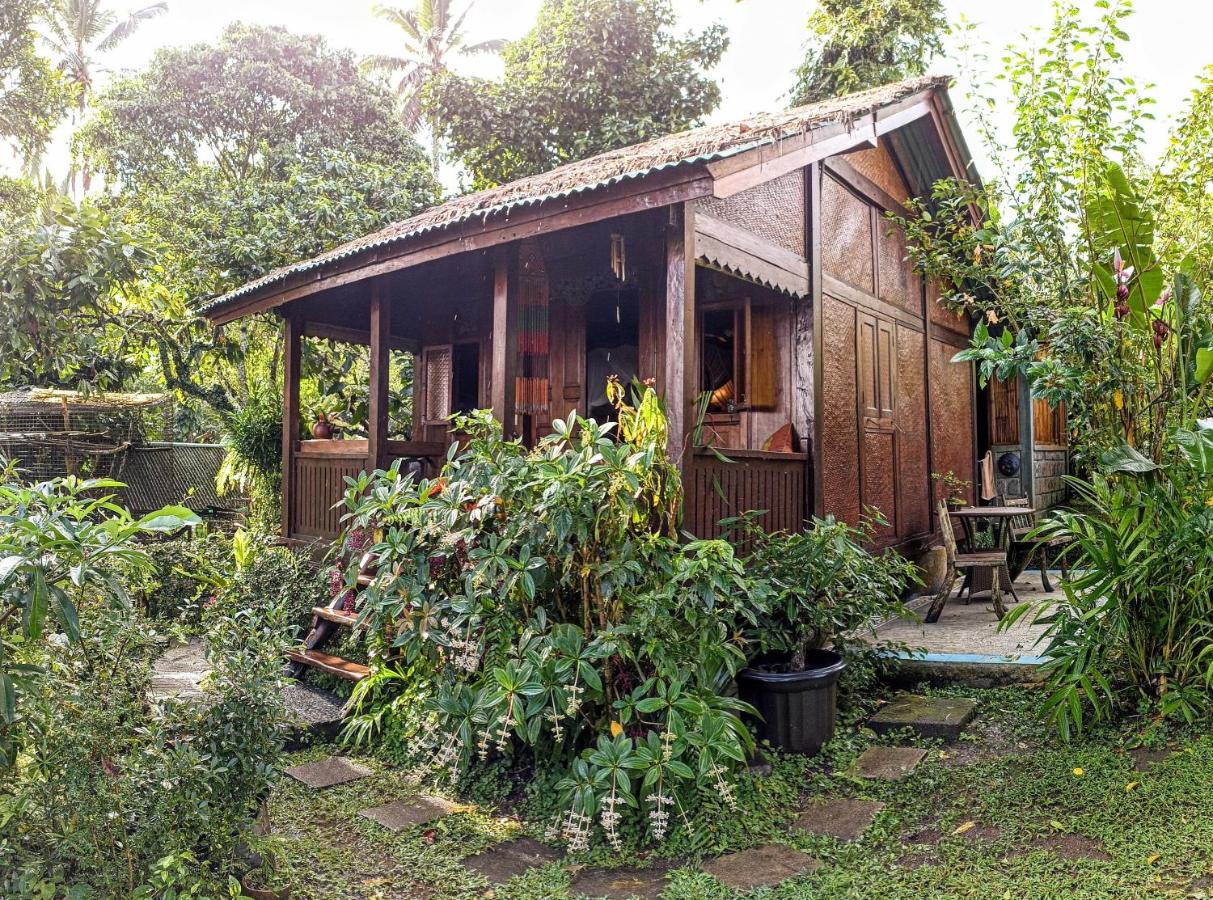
[420,340,481,426]
[700,299,780,413]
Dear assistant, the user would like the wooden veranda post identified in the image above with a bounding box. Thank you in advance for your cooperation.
[368,279,390,470]
[281,312,301,537]
[491,246,518,439]
[664,203,696,464]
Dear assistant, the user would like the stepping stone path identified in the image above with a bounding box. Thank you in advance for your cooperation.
[150,638,209,703]
[848,746,927,780]
[1130,748,1171,772]
[463,837,560,885]
[570,863,672,899]
[795,798,885,841]
[703,844,821,891]
[359,795,455,832]
[868,694,978,741]
[285,755,372,789]
[283,683,347,748]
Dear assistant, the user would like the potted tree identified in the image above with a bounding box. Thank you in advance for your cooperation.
[737,515,918,754]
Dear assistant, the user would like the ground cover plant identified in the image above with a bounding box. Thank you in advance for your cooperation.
[264,684,1213,898]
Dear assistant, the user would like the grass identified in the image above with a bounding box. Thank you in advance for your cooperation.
[259,684,1213,899]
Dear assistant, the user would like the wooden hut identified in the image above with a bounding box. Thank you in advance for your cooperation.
[201,75,980,556]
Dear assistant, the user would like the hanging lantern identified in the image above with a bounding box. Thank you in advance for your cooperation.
[610,233,627,282]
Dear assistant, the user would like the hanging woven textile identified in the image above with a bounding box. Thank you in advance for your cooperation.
[515,238,550,416]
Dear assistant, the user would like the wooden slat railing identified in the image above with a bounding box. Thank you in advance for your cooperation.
[684,448,809,548]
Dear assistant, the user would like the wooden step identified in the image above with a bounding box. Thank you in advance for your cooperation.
[312,606,364,629]
[287,649,370,682]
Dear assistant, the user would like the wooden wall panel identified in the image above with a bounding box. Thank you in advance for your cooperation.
[896,324,930,538]
[822,175,874,294]
[684,450,807,548]
[862,430,897,543]
[929,336,975,504]
[821,295,861,524]
[990,376,1020,445]
[698,170,805,256]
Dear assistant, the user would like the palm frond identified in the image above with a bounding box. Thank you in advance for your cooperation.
[97,2,167,52]
[371,4,424,44]
[463,38,505,55]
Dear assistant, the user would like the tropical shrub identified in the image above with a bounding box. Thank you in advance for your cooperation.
[340,384,764,850]
[742,515,918,668]
[0,465,290,894]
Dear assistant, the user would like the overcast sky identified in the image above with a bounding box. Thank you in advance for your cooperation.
[18,0,1213,187]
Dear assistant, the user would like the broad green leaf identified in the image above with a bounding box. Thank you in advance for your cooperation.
[1099,444,1158,474]
[1196,348,1213,386]
[135,506,202,532]
[1174,428,1213,475]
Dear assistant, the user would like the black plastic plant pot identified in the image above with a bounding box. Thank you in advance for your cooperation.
[736,648,846,756]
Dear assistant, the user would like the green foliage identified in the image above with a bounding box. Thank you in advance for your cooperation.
[363,0,506,176]
[430,0,727,189]
[789,0,946,105]
[894,3,1213,469]
[0,467,284,895]
[219,393,285,526]
[208,535,326,640]
[339,385,763,850]
[0,191,156,391]
[0,0,71,165]
[1004,455,1213,738]
[75,23,440,421]
[740,514,917,671]
[0,463,200,767]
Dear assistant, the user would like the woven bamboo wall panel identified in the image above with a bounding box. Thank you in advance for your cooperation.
[877,220,920,314]
[895,324,930,538]
[846,145,911,205]
[929,337,975,503]
[863,430,897,544]
[927,278,969,335]
[698,170,805,255]
[822,175,874,294]
[821,295,861,524]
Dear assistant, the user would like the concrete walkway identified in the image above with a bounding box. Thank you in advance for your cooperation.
[873,571,1063,666]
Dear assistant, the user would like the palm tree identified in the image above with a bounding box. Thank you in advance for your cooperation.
[41,0,166,192]
[42,0,168,115]
[363,0,504,178]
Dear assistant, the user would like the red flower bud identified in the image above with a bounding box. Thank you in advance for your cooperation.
[1116,283,1130,301]
[1114,303,1130,319]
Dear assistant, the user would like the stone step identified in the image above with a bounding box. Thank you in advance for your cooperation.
[285,755,372,789]
[868,694,978,741]
[287,648,370,682]
[283,683,348,749]
[359,796,455,832]
[848,746,928,780]
[463,837,560,885]
[702,844,821,891]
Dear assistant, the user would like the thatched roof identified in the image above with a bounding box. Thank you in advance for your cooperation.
[201,75,948,316]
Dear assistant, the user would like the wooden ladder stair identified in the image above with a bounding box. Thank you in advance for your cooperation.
[287,564,377,684]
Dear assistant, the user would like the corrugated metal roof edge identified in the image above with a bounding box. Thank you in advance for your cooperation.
[199,146,757,314]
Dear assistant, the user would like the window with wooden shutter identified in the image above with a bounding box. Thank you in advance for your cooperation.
[421,344,452,425]
[747,302,780,410]
[859,314,896,425]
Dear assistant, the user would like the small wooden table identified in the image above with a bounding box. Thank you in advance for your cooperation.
[949,505,1035,551]
[949,506,1036,613]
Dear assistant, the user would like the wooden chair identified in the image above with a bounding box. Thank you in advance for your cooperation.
[925,501,1008,623]
[1005,497,1069,593]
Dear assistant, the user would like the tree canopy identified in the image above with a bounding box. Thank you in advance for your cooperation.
[790,0,946,105]
[430,0,727,189]
[0,0,71,167]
